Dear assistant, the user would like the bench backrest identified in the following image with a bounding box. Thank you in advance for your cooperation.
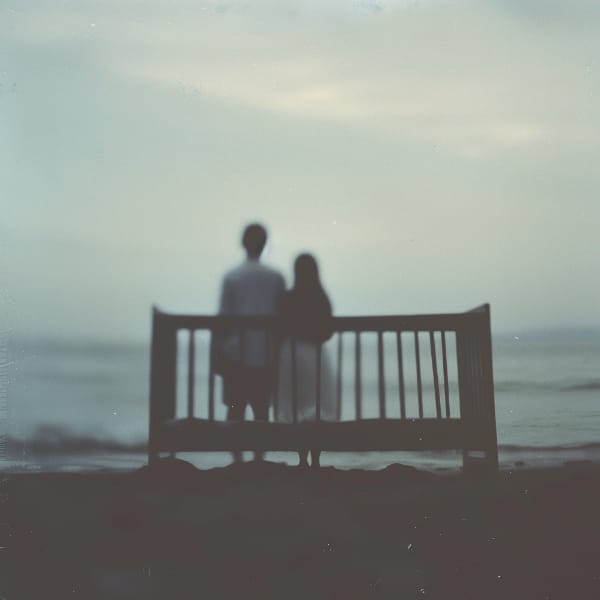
[149,305,497,461]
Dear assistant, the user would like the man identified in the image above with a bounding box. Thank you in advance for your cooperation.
[215,223,285,463]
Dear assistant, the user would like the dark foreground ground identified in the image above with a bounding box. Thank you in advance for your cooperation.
[2,460,600,599]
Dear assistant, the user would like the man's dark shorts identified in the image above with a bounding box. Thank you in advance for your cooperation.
[223,366,274,421]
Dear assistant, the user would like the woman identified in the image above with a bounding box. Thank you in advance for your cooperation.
[275,253,336,468]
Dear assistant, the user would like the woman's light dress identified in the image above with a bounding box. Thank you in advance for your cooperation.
[274,338,337,423]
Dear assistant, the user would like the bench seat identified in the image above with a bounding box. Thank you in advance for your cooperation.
[155,418,489,452]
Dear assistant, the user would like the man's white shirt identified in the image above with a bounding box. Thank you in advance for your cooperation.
[218,259,285,367]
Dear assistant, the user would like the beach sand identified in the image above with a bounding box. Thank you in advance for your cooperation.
[2,460,600,599]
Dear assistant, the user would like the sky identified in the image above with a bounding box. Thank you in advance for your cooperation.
[2,0,600,341]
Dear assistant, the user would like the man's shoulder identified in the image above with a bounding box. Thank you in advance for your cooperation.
[222,262,245,283]
[257,263,285,282]
[225,261,284,285]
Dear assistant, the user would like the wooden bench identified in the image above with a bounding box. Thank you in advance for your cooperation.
[148,304,499,471]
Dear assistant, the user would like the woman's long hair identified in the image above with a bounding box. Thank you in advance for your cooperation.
[292,253,331,317]
[293,253,322,293]
[285,253,333,343]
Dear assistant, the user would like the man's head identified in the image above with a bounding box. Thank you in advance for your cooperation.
[242,223,268,259]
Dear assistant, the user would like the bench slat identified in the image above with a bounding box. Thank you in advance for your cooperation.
[155,418,488,452]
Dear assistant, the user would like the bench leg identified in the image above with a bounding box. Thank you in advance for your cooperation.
[485,445,499,472]
[310,450,321,469]
[148,450,159,466]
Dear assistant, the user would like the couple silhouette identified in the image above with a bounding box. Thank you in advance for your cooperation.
[214,223,336,468]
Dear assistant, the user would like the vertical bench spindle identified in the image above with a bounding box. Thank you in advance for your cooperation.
[336,333,343,421]
[316,344,322,421]
[208,329,215,421]
[187,329,195,418]
[291,338,298,424]
[441,331,450,418]
[415,332,423,418]
[355,332,362,420]
[430,331,441,418]
[396,331,406,419]
[377,331,386,419]
[267,328,279,421]
[477,337,486,420]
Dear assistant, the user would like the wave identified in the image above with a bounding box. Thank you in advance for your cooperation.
[355,376,600,394]
[349,378,600,394]
[6,425,600,457]
[559,381,600,392]
[494,379,600,393]
[7,425,147,455]
[499,442,600,453]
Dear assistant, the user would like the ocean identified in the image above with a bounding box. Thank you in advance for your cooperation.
[2,330,599,472]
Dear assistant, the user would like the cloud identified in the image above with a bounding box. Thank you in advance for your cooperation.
[9,0,599,159]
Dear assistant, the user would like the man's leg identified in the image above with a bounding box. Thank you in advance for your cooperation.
[298,450,309,468]
[310,450,321,468]
[250,392,267,462]
[224,374,246,463]
[248,368,271,462]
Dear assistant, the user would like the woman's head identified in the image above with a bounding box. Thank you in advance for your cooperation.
[293,253,320,290]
